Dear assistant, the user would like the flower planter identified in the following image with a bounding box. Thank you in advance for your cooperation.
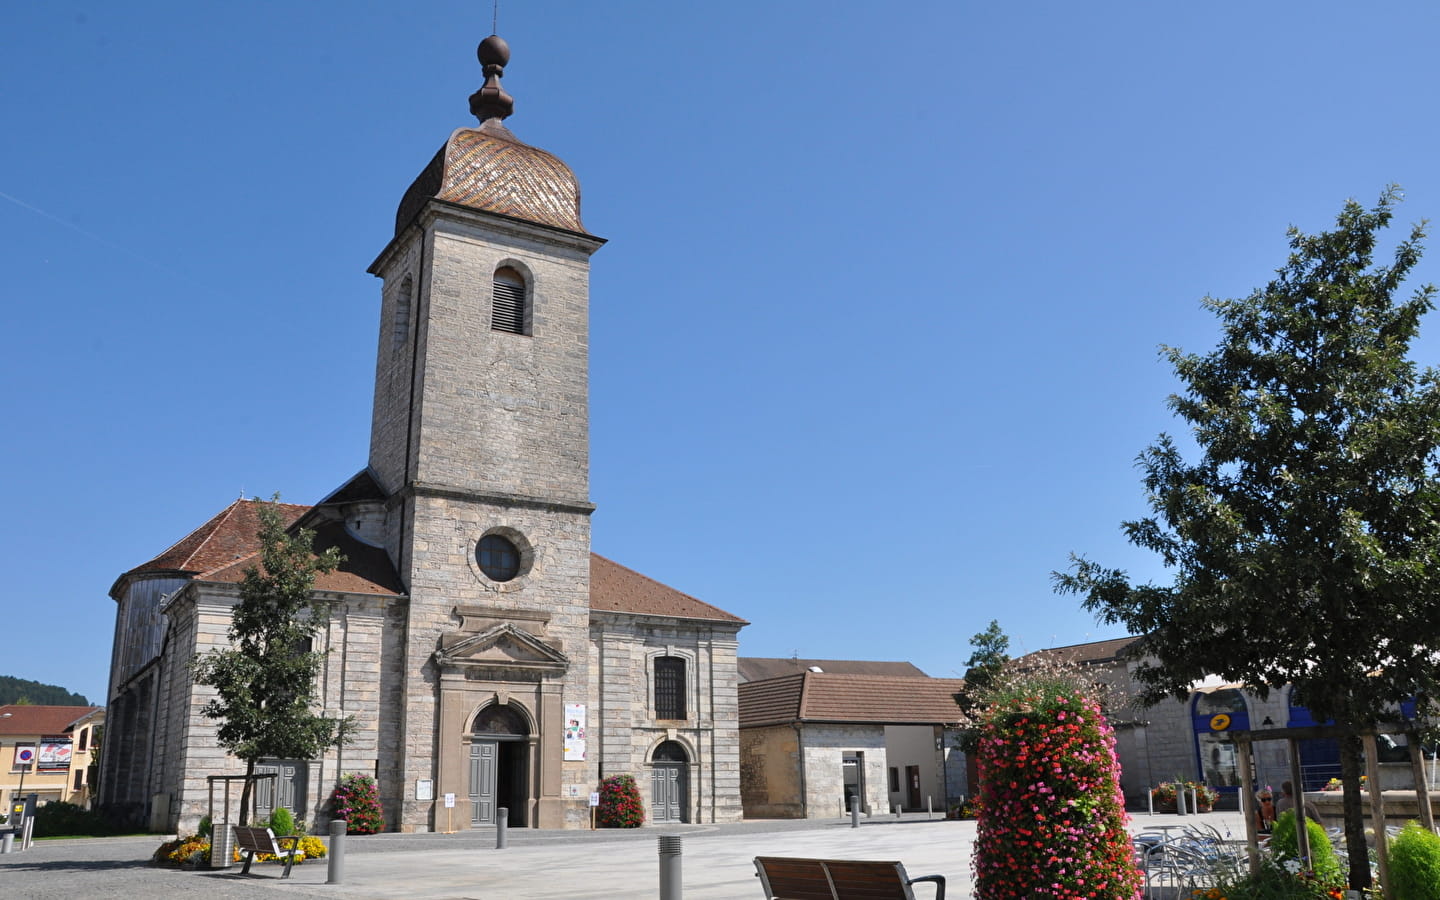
[1153,800,1212,814]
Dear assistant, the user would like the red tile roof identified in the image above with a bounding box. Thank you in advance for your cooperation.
[0,706,103,736]
[739,672,969,728]
[590,554,747,624]
[121,499,745,621]
[121,498,401,597]
[127,499,308,577]
[738,658,928,683]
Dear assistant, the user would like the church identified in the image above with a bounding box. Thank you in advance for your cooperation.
[100,33,747,833]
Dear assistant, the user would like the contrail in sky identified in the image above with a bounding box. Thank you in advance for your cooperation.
[0,188,191,282]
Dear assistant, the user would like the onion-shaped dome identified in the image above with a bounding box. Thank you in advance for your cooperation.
[394,34,586,235]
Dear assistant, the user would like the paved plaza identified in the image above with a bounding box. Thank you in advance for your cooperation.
[1,809,1249,899]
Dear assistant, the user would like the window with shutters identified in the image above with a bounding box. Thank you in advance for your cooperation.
[654,656,686,720]
[491,266,528,335]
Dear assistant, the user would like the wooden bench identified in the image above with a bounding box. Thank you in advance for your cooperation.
[231,825,302,878]
[754,856,946,900]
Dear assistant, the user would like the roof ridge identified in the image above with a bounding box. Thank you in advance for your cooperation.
[173,499,244,572]
[796,670,814,719]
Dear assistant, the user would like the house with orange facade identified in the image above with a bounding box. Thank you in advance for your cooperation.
[1,705,105,810]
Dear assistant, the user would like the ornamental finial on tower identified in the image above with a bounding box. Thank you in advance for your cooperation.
[469,34,515,122]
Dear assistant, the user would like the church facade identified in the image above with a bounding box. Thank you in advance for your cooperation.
[101,34,746,833]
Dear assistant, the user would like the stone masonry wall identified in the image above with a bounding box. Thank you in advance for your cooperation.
[799,724,887,819]
[369,205,603,831]
[591,616,743,824]
[740,724,803,817]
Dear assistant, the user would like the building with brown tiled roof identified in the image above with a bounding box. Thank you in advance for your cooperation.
[1,705,104,810]
[737,657,928,683]
[102,33,746,835]
[737,669,970,819]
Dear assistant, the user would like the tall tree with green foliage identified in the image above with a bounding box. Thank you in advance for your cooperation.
[958,620,1011,718]
[1055,189,1440,890]
[190,498,349,822]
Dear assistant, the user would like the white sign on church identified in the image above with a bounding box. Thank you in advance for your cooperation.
[564,703,586,760]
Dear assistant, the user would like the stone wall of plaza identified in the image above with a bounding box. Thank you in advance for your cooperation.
[800,724,888,819]
[739,725,804,818]
[590,616,744,824]
[1104,657,1309,806]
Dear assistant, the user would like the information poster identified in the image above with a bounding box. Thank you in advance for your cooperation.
[37,738,71,772]
[564,703,586,760]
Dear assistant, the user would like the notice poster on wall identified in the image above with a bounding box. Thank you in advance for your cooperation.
[564,703,586,760]
[37,738,72,771]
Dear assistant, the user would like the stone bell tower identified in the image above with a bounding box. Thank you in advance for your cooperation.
[366,34,605,831]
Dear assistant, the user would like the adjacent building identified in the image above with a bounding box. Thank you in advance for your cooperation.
[737,659,969,818]
[1024,636,1408,807]
[101,33,746,834]
[1,705,104,810]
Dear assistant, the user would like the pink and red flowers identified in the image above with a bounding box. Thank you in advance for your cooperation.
[972,689,1142,900]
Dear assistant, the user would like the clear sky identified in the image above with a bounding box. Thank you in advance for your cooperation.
[6,2,1440,705]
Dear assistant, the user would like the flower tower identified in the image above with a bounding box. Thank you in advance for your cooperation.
[972,686,1142,900]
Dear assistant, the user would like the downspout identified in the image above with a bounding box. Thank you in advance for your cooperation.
[793,721,807,818]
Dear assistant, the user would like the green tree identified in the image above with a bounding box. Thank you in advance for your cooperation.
[1054,189,1440,890]
[0,676,90,706]
[190,498,350,822]
[956,620,1011,729]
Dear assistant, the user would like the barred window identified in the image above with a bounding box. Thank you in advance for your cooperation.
[654,656,686,720]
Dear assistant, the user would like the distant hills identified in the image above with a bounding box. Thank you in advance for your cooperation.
[0,676,92,707]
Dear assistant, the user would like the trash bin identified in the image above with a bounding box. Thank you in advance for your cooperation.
[210,822,235,869]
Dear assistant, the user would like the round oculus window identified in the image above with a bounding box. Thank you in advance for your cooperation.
[477,534,522,582]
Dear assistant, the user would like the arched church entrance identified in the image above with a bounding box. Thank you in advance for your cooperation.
[469,704,530,827]
[650,741,689,824]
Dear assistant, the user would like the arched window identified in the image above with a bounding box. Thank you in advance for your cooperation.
[491,266,528,335]
[654,656,686,720]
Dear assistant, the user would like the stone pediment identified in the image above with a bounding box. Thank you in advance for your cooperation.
[433,623,569,673]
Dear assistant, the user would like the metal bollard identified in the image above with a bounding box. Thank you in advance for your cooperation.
[658,834,682,900]
[496,808,507,849]
[1177,786,1188,816]
[1,831,12,854]
[327,819,346,884]
[850,800,860,829]
[927,796,933,820]
[894,806,901,819]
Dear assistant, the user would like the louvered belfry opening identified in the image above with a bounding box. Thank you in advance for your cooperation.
[492,266,527,334]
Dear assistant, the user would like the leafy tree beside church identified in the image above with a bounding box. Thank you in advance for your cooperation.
[190,498,350,822]
[1055,189,1440,891]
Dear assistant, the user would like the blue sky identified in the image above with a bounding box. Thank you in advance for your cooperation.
[6,2,1440,705]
